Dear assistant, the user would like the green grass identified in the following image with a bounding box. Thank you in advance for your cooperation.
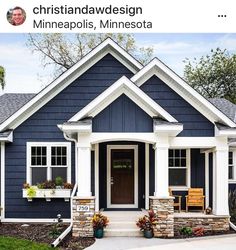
[0,236,55,250]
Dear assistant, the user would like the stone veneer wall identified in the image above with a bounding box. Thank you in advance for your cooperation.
[149,197,174,238]
[72,197,95,237]
[174,215,230,235]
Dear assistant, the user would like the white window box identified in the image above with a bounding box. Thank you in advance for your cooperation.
[22,188,71,202]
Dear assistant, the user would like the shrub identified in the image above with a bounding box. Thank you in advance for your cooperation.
[63,182,73,189]
[26,186,36,198]
[41,180,56,189]
[180,226,192,236]
[193,227,204,236]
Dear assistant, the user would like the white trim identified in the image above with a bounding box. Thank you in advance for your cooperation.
[228,149,236,182]
[145,143,150,209]
[154,124,183,136]
[1,142,5,219]
[131,58,236,128]
[1,218,71,223]
[26,142,71,185]
[0,38,142,132]
[205,152,209,208]
[169,149,191,189]
[69,76,177,123]
[94,143,99,212]
[215,127,236,137]
[58,124,92,134]
[0,131,13,142]
[107,145,138,209]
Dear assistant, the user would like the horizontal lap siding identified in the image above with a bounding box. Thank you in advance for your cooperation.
[141,76,214,137]
[5,54,133,219]
[93,94,153,132]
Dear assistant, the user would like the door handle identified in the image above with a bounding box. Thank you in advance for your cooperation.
[111,177,114,185]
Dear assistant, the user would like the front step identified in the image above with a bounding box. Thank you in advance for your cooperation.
[102,211,146,237]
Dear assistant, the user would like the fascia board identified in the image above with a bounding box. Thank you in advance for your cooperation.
[0,38,142,132]
[132,58,236,128]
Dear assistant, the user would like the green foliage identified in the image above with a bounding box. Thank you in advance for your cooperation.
[26,186,36,198]
[229,190,236,223]
[0,236,54,250]
[0,66,5,90]
[55,176,63,186]
[27,33,153,76]
[184,48,236,104]
[180,226,192,236]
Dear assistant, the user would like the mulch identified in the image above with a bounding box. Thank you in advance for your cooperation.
[0,223,95,249]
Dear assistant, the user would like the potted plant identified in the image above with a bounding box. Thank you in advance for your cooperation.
[92,212,109,238]
[136,209,158,238]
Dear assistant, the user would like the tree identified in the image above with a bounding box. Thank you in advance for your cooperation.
[0,66,5,90]
[183,48,236,104]
[27,33,153,76]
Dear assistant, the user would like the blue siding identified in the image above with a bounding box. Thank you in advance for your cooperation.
[141,76,215,136]
[5,54,133,218]
[93,94,153,132]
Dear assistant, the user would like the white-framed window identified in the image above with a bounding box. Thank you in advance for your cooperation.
[229,150,236,181]
[27,142,71,185]
[168,149,190,189]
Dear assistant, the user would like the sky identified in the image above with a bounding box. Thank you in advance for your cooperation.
[0,33,236,94]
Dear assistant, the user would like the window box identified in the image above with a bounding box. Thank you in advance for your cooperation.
[22,188,71,202]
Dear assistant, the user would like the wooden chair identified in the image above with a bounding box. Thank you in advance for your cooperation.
[169,188,181,212]
[185,188,205,212]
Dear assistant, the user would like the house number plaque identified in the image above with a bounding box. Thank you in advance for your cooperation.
[77,205,90,212]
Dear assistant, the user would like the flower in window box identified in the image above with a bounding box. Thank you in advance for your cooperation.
[63,182,73,189]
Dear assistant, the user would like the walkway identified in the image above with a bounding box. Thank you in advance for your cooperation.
[87,234,236,250]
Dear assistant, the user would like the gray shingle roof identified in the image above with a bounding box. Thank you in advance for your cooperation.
[209,98,236,123]
[0,93,35,125]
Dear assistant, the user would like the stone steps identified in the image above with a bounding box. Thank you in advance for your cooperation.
[102,211,146,237]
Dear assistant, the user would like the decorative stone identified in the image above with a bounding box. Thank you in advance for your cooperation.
[72,196,95,238]
[149,197,174,238]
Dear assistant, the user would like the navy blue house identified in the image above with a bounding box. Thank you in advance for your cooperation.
[0,38,236,223]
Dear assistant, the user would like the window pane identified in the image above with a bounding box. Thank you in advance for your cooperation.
[181,158,186,167]
[32,167,47,185]
[31,147,36,155]
[229,152,233,165]
[57,147,62,155]
[175,150,180,157]
[169,150,173,157]
[174,158,180,167]
[31,146,47,166]
[62,147,67,155]
[169,158,174,167]
[52,167,67,183]
[181,150,186,157]
[229,166,234,179]
[52,147,56,155]
[51,146,67,166]
[62,157,67,165]
[169,169,186,186]
[31,157,36,165]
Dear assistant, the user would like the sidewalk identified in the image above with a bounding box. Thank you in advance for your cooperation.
[86,234,236,250]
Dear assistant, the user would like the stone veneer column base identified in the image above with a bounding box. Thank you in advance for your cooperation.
[72,196,95,238]
[149,196,174,238]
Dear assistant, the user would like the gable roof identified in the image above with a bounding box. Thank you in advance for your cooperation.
[131,58,236,128]
[0,38,143,132]
[69,76,177,123]
[0,93,35,124]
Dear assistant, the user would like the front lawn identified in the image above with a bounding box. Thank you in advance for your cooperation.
[0,236,55,250]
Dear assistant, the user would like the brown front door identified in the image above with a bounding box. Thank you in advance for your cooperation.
[110,149,134,204]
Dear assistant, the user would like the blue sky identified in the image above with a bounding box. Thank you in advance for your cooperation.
[1,33,236,93]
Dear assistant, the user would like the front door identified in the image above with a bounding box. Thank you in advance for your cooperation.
[107,145,138,208]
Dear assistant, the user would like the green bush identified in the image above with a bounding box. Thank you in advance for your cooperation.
[180,226,192,236]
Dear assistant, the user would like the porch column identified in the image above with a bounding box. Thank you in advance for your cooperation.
[77,134,92,197]
[154,137,169,197]
[213,146,229,215]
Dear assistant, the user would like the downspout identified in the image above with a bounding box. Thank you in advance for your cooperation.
[51,129,78,247]
[51,183,78,248]
[230,221,236,231]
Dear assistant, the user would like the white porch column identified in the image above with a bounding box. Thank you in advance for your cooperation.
[77,134,92,197]
[154,137,169,197]
[213,145,229,215]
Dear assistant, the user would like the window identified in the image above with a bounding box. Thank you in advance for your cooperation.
[27,142,71,185]
[168,149,190,187]
[229,150,236,181]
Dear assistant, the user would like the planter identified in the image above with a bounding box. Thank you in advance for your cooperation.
[22,188,71,202]
[143,230,153,238]
[94,228,104,239]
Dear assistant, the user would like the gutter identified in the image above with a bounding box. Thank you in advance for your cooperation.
[51,183,78,248]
